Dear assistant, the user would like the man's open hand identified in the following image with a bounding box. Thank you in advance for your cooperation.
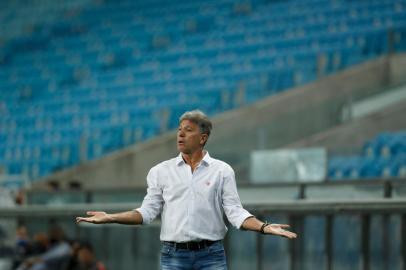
[76,211,112,224]
[264,224,297,239]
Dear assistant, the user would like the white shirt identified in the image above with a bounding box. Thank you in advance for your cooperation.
[136,152,253,242]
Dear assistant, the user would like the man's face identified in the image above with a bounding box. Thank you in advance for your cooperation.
[177,120,207,154]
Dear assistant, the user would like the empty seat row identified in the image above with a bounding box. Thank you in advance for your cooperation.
[329,131,406,180]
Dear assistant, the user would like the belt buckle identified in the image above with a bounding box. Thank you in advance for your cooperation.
[187,241,202,250]
[189,241,198,250]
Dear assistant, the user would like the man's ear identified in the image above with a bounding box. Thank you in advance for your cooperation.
[200,134,208,145]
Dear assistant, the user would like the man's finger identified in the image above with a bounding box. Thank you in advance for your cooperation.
[284,232,297,239]
[76,217,93,224]
[87,211,97,216]
[273,228,297,239]
[76,217,84,223]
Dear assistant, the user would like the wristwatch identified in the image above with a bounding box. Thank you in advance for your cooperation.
[260,222,270,234]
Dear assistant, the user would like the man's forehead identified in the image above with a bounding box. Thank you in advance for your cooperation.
[179,119,198,128]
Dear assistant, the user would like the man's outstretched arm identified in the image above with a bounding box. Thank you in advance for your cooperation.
[77,167,163,226]
[76,210,143,225]
[241,217,297,239]
[221,167,297,239]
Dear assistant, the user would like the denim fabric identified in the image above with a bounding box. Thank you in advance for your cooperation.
[160,241,227,270]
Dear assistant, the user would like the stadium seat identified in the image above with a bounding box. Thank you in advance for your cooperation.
[329,131,406,180]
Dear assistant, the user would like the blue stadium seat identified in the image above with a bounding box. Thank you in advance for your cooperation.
[330,131,406,180]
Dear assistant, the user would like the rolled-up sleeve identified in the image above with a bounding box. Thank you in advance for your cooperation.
[222,166,253,229]
[136,166,164,224]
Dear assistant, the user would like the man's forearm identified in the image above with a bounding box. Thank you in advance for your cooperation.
[109,210,143,225]
[241,216,263,232]
[76,210,144,225]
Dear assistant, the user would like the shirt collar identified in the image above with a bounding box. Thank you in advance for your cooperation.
[176,151,212,167]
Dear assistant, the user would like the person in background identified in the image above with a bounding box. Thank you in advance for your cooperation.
[65,240,81,270]
[72,242,106,270]
[30,233,49,256]
[16,225,71,270]
[13,225,32,269]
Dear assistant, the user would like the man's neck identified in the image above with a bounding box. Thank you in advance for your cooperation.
[181,149,205,171]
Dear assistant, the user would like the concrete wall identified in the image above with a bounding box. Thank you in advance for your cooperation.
[390,52,406,85]
[34,53,406,189]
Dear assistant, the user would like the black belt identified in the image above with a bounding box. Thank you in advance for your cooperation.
[163,240,219,250]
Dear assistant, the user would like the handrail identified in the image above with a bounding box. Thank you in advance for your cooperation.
[27,178,406,193]
[2,198,406,218]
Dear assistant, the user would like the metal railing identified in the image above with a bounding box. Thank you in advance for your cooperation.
[0,179,405,270]
[1,197,406,270]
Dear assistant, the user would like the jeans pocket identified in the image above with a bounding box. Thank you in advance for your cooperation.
[208,242,225,255]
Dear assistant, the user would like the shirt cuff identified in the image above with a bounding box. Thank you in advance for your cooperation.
[134,208,148,225]
[236,211,254,230]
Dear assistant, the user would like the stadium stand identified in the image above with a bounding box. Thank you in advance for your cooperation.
[329,131,406,179]
[1,2,406,270]
[1,0,406,184]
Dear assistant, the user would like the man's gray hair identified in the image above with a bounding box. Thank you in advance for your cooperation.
[179,110,212,136]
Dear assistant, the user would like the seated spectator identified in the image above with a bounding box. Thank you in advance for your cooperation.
[31,233,50,256]
[16,225,71,270]
[72,242,106,270]
[13,225,32,268]
[65,240,81,270]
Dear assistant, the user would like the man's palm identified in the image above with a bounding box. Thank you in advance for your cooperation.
[76,211,111,224]
[265,224,297,239]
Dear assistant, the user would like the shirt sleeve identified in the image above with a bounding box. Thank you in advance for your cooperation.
[135,166,164,225]
[221,165,253,229]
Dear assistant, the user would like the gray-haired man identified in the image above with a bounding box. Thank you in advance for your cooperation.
[77,110,297,270]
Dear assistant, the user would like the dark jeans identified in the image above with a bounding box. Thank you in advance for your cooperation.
[160,241,227,270]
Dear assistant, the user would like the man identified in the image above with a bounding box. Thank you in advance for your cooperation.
[16,225,71,270]
[73,242,106,270]
[76,110,297,270]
